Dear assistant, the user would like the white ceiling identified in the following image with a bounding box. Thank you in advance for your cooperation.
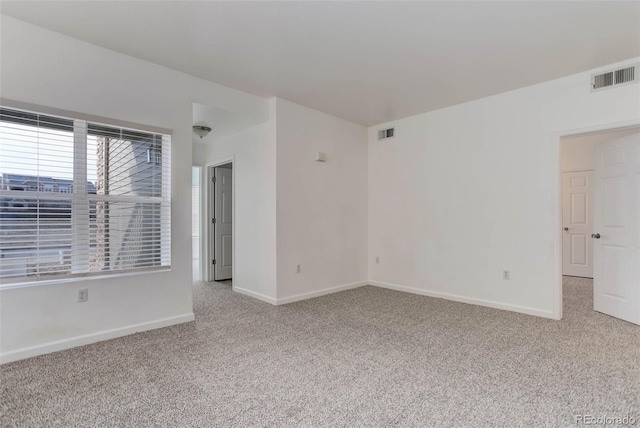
[2,1,639,126]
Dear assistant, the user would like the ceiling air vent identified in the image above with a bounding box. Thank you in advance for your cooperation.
[591,65,638,92]
[378,127,395,140]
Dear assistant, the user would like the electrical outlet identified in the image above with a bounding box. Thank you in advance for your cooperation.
[502,270,510,280]
[375,257,380,264]
[296,264,301,273]
[78,288,88,303]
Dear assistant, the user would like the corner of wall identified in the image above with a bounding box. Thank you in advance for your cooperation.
[274,98,369,301]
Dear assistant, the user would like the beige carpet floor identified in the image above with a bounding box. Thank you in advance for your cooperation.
[1,277,639,427]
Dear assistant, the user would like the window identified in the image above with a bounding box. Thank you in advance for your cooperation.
[0,107,171,285]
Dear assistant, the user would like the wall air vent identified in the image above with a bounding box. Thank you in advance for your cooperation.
[378,127,395,140]
[591,65,638,92]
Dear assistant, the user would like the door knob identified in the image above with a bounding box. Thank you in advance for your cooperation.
[591,233,601,239]
[563,227,569,231]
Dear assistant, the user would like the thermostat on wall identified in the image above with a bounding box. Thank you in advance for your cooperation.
[315,152,327,162]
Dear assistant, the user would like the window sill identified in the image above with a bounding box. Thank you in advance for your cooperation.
[0,267,172,291]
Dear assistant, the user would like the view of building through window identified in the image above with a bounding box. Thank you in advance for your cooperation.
[0,107,171,283]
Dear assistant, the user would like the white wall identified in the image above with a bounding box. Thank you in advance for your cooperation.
[192,102,278,303]
[561,127,640,172]
[275,98,368,302]
[2,15,639,364]
[192,97,368,304]
[0,16,268,362]
[368,58,640,319]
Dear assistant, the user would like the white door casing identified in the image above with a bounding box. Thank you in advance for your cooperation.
[593,135,640,325]
[214,166,233,280]
[562,171,593,278]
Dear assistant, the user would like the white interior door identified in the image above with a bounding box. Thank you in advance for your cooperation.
[562,171,593,278]
[214,166,233,280]
[593,134,639,325]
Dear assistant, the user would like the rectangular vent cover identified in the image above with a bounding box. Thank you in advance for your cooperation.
[592,65,638,91]
[378,127,395,140]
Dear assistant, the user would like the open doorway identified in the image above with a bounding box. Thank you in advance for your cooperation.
[559,125,640,325]
[207,160,233,285]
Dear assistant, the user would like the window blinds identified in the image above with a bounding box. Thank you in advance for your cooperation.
[0,107,171,285]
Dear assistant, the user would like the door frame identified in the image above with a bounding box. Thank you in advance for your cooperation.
[192,165,203,282]
[205,155,235,283]
[554,119,640,320]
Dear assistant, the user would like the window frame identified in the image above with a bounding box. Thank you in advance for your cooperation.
[0,106,172,288]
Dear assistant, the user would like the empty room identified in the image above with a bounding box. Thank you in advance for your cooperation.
[1,2,639,427]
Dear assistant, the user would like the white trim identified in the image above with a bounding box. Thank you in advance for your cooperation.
[553,133,564,320]
[0,98,172,135]
[74,120,88,274]
[233,286,278,305]
[205,156,235,169]
[0,313,194,364]
[369,280,555,319]
[561,168,594,173]
[276,281,368,305]
[0,267,171,290]
[199,165,206,282]
[557,120,640,139]
[191,165,203,282]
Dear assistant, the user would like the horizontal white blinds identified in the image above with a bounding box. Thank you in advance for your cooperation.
[0,107,171,285]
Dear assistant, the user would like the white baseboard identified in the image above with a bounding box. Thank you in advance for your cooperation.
[233,286,278,305]
[369,280,554,319]
[0,313,195,364]
[276,281,368,305]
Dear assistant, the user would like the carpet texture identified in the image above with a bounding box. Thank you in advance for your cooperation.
[1,277,639,427]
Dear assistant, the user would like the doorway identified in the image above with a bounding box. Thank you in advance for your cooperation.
[559,125,640,324]
[207,160,233,283]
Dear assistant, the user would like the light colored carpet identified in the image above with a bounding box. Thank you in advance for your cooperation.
[1,277,639,427]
